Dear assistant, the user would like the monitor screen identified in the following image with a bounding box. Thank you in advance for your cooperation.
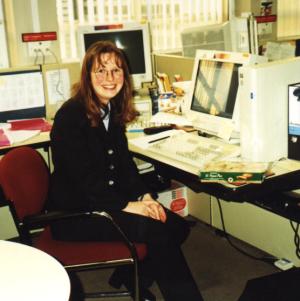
[77,23,153,90]
[83,30,146,75]
[185,50,267,139]
[0,68,46,122]
[191,60,241,119]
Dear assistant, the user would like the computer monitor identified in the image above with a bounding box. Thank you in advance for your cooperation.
[181,22,232,58]
[181,17,254,58]
[185,50,267,139]
[239,58,300,162]
[0,66,46,122]
[77,22,153,90]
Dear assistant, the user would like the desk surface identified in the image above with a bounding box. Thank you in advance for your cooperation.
[128,133,300,181]
[128,133,300,217]
[0,131,50,155]
[0,240,70,301]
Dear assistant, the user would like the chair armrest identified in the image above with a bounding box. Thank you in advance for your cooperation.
[23,210,92,229]
[91,211,139,260]
[24,210,139,261]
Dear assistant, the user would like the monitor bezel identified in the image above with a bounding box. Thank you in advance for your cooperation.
[77,22,153,90]
[0,66,46,122]
[185,50,265,139]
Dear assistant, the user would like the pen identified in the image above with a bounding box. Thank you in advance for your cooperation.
[148,135,170,144]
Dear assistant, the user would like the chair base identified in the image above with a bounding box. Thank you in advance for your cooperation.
[85,290,131,298]
[109,273,156,301]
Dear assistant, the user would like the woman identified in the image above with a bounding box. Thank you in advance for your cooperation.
[47,41,204,301]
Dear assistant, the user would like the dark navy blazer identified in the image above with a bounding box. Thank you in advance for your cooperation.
[47,98,149,212]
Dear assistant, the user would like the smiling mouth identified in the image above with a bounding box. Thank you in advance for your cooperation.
[102,84,116,89]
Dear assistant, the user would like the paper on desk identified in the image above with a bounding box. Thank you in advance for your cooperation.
[4,129,40,144]
[0,123,11,130]
[150,112,192,126]
[129,129,179,149]
[271,159,300,176]
[0,129,10,146]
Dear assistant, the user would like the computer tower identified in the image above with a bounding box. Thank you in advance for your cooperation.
[288,83,300,160]
[239,57,300,162]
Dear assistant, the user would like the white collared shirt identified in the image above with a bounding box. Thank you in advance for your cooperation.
[101,103,110,130]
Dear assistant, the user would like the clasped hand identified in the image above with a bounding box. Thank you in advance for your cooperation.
[123,194,167,223]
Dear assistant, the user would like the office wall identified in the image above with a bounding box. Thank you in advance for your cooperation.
[188,191,211,225]
[3,0,60,67]
[235,0,277,45]
[0,0,9,68]
[236,0,300,41]
[235,0,277,17]
[277,1,300,40]
[0,206,18,239]
[211,199,300,267]
[153,53,194,83]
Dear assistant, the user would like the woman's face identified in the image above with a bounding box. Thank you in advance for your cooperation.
[91,52,124,105]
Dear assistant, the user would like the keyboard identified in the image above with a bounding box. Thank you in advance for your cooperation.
[147,131,240,169]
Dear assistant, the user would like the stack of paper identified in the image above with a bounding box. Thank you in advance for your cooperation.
[0,118,52,147]
[5,130,41,145]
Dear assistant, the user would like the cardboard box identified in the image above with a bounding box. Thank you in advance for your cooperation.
[199,161,272,186]
[157,181,188,217]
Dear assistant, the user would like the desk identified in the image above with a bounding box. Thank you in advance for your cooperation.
[0,131,50,156]
[0,240,70,301]
[129,134,300,265]
[129,136,300,206]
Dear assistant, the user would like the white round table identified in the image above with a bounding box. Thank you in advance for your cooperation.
[0,240,70,301]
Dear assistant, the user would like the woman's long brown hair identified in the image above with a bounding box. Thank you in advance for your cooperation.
[72,41,138,127]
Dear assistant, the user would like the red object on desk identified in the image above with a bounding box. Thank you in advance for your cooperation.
[9,118,52,132]
[0,129,10,146]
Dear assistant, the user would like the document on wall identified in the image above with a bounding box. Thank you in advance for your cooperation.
[45,69,71,105]
[264,41,295,61]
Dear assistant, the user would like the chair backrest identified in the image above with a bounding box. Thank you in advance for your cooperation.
[0,146,49,221]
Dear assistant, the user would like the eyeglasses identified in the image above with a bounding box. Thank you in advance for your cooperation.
[94,68,123,80]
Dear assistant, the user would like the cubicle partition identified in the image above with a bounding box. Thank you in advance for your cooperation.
[41,62,81,119]
[152,53,194,83]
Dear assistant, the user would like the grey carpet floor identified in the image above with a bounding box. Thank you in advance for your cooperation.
[78,217,280,301]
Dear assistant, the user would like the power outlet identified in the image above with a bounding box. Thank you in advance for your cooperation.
[274,258,294,271]
[27,41,51,57]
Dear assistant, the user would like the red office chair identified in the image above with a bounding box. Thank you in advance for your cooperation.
[0,146,147,301]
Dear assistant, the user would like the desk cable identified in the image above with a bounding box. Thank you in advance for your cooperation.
[216,197,277,264]
[289,220,300,259]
